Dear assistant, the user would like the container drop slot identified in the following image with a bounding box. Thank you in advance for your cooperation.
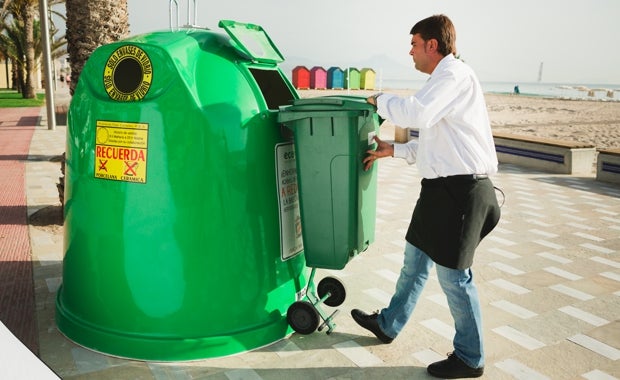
[249,68,296,110]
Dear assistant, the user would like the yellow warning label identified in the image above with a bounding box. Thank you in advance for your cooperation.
[95,120,148,183]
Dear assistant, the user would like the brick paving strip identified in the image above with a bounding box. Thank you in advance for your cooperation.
[0,107,41,354]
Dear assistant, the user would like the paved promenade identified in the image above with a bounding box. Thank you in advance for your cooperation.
[0,107,39,354]
[0,92,619,379]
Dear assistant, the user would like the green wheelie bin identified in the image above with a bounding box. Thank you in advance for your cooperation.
[277,96,380,334]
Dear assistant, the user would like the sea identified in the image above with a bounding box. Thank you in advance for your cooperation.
[377,79,620,101]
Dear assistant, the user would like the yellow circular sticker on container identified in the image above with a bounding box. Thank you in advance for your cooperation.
[103,45,153,102]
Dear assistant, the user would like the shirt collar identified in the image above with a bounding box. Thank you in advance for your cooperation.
[432,53,456,74]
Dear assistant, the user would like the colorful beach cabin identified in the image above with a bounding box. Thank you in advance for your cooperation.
[344,67,360,90]
[292,66,310,89]
[327,67,344,89]
[310,66,327,89]
[360,68,376,90]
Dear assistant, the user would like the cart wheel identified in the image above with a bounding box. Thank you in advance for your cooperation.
[287,301,319,335]
[317,276,346,307]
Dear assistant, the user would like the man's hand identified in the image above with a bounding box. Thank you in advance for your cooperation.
[363,135,394,171]
[366,93,382,107]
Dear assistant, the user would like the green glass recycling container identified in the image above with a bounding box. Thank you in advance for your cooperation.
[278,96,379,270]
[56,21,309,361]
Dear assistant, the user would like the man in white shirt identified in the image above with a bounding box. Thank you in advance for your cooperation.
[351,14,501,379]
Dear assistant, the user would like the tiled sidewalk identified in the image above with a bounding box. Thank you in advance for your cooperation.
[0,107,39,354]
[5,104,620,379]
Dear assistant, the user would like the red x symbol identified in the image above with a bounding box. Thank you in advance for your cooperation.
[124,161,138,176]
[98,159,108,172]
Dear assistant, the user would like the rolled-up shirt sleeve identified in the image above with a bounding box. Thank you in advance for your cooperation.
[393,140,418,165]
[376,93,418,128]
[376,94,419,165]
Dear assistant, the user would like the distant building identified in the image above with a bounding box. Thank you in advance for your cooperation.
[1,55,13,89]
[327,67,344,89]
[292,66,310,89]
[293,66,376,90]
[360,68,376,90]
[344,67,360,90]
[310,66,327,90]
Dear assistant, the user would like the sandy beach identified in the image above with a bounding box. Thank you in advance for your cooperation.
[299,89,620,151]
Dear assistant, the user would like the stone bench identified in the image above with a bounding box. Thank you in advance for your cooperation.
[405,128,597,175]
[596,148,620,184]
[492,132,596,174]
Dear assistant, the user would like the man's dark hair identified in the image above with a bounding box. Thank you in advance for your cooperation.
[410,14,456,57]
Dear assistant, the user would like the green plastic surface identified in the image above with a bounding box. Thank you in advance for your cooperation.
[278,96,379,269]
[219,20,285,64]
[56,22,308,361]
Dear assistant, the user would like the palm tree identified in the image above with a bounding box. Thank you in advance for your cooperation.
[0,15,27,91]
[0,0,12,88]
[0,0,37,98]
[65,0,129,95]
[0,0,66,95]
[20,0,36,98]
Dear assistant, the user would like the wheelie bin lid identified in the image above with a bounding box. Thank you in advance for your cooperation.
[278,95,375,123]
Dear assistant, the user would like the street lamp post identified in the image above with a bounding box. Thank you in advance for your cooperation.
[39,0,56,130]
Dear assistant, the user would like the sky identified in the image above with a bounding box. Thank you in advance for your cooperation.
[66,0,620,85]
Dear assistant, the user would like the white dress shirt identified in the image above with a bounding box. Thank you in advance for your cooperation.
[376,54,498,179]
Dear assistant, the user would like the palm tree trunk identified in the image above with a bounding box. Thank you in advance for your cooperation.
[65,0,129,95]
[10,60,20,90]
[59,0,129,205]
[21,1,36,98]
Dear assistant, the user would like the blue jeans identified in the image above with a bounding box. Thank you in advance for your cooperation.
[378,242,484,368]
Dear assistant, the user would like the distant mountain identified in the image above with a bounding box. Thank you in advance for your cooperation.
[358,54,413,79]
[280,54,413,81]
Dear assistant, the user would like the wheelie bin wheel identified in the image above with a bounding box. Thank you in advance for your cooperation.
[317,276,346,307]
[287,301,319,334]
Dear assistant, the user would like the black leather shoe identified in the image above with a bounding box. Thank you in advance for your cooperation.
[427,352,484,379]
[350,309,393,344]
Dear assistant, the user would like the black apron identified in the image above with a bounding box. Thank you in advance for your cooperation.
[406,175,501,270]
